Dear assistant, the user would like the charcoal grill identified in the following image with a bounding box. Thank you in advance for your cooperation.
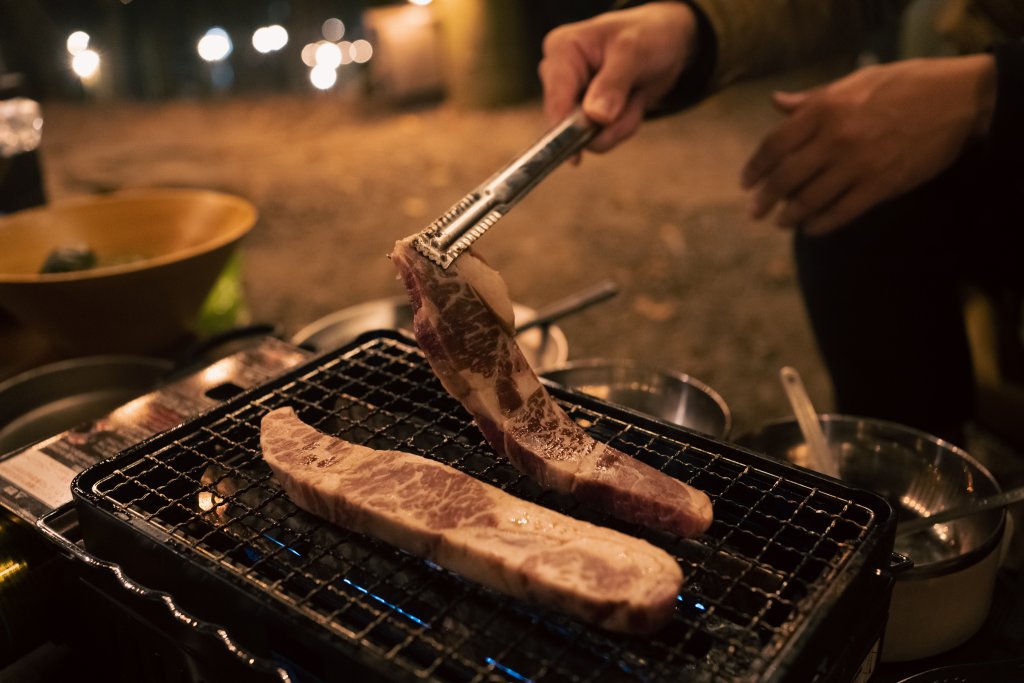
[67,330,897,683]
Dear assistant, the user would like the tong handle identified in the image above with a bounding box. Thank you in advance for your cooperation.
[415,108,598,268]
[483,106,598,211]
[515,279,619,334]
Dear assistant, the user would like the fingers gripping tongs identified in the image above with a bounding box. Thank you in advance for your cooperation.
[412,108,598,269]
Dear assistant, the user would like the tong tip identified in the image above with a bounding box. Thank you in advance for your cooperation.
[411,205,502,269]
[412,232,452,269]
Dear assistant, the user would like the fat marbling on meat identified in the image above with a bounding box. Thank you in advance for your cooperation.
[260,406,682,634]
[390,239,713,538]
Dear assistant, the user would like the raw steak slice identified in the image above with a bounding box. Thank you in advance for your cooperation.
[261,407,682,634]
[390,239,713,538]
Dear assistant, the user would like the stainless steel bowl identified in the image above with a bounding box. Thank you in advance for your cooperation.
[736,415,1005,575]
[737,415,1009,661]
[540,359,731,439]
[0,355,173,456]
[291,296,569,370]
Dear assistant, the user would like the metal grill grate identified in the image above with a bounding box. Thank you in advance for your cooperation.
[74,332,891,683]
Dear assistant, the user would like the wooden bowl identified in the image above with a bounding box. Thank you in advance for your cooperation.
[0,189,256,354]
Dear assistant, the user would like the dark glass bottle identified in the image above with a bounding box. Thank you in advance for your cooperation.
[0,73,46,215]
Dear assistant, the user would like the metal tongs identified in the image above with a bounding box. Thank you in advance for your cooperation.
[412,107,598,269]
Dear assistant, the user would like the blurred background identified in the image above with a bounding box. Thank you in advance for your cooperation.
[0,0,981,439]
[0,0,605,102]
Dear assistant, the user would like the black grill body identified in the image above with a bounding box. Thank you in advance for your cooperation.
[72,331,896,683]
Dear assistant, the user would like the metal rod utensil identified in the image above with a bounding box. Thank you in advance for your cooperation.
[412,107,598,269]
[779,366,840,479]
[514,279,619,335]
[896,484,1024,537]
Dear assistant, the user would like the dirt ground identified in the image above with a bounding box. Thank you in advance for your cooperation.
[39,70,838,439]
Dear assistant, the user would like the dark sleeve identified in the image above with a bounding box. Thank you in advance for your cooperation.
[989,40,1024,164]
[645,0,899,115]
[648,0,717,115]
[609,0,717,115]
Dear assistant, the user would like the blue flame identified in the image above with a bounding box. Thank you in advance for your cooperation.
[342,577,431,628]
[262,533,303,557]
[486,657,533,683]
[677,594,707,611]
[259,533,430,628]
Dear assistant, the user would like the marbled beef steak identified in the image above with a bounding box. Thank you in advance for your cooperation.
[261,407,682,634]
[390,239,713,538]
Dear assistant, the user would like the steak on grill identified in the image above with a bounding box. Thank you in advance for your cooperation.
[390,239,713,538]
[261,406,683,634]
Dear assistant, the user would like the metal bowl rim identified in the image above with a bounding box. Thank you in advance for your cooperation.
[290,295,570,368]
[540,357,732,438]
[289,296,410,345]
[0,354,174,395]
[738,413,1006,578]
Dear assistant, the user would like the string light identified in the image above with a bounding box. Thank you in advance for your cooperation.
[197,27,233,62]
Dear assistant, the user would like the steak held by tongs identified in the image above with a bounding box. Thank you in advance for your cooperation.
[390,237,713,538]
[411,107,597,270]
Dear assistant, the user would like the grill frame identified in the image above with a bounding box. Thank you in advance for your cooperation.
[71,331,896,683]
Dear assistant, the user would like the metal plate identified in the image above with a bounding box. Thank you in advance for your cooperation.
[0,355,172,456]
[291,297,568,370]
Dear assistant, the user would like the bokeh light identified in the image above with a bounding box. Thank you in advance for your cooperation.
[322,18,345,42]
[314,41,342,69]
[301,43,318,67]
[71,49,101,79]
[309,64,337,90]
[409,0,433,5]
[197,27,233,62]
[66,31,90,55]
[337,41,354,66]
[252,25,288,53]
[350,39,373,64]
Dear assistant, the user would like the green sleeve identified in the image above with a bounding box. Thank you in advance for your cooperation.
[691,0,907,87]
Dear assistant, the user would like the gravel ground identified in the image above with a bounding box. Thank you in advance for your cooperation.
[40,71,833,439]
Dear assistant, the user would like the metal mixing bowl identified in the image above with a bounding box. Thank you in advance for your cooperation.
[291,296,569,370]
[0,355,173,456]
[736,415,1005,575]
[540,359,731,439]
[736,415,1009,660]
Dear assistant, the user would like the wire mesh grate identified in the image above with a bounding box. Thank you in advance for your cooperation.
[80,333,886,683]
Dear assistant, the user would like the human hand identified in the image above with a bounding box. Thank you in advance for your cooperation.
[538,2,698,153]
[741,55,997,235]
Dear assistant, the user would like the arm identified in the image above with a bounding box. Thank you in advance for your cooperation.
[740,54,999,235]
[538,2,701,152]
[538,0,904,153]
[693,0,904,87]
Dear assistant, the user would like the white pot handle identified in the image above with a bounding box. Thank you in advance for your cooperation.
[999,511,1015,565]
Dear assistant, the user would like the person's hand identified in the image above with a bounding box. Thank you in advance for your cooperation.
[538,2,699,153]
[741,55,997,235]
